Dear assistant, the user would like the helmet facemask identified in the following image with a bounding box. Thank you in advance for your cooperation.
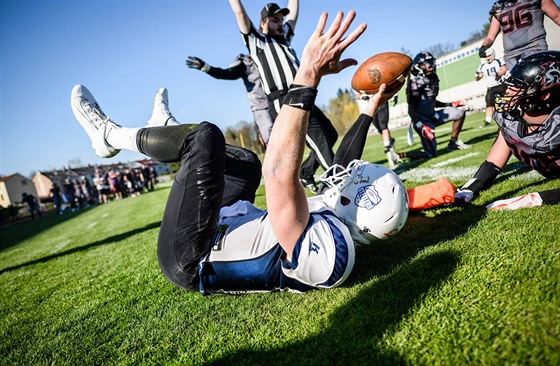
[495,73,528,119]
[496,52,560,120]
[412,52,436,76]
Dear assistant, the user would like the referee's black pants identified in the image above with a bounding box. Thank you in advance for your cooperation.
[269,97,338,182]
[135,123,262,291]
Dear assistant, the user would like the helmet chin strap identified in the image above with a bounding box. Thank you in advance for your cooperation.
[520,117,542,127]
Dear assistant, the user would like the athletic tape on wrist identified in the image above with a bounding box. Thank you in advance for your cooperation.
[283,84,318,111]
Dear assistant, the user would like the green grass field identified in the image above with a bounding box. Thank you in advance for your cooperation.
[1,112,559,365]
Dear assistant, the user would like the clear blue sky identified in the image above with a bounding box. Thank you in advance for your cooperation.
[1,0,491,177]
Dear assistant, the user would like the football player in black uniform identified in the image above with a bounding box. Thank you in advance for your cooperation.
[479,0,560,70]
[399,52,472,161]
[456,51,560,210]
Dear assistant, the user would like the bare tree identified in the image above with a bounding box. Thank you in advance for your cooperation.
[461,23,491,47]
[426,42,457,58]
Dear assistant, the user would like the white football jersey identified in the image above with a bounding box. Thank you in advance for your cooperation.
[477,58,506,88]
[198,200,355,295]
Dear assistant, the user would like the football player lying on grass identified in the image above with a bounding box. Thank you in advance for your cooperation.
[455,51,560,211]
[70,11,409,295]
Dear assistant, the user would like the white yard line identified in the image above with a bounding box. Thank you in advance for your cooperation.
[432,152,480,167]
[398,158,545,183]
[50,239,71,254]
[399,166,479,182]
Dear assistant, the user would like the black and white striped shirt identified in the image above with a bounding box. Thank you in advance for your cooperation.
[242,23,299,99]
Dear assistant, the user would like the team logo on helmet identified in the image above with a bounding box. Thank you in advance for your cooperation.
[354,184,381,210]
[541,61,560,90]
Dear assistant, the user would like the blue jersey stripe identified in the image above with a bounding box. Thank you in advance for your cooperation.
[318,213,350,287]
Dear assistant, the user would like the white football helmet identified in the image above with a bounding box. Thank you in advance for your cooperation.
[319,160,409,245]
[485,48,496,63]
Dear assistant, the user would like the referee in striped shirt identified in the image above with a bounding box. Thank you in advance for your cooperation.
[229,0,338,192]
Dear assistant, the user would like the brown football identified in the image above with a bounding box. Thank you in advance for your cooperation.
[351,52,413,95]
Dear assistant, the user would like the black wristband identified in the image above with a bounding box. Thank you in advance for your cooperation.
[283,84,318,111]
[539,188,560,205]
[462,160,501,194]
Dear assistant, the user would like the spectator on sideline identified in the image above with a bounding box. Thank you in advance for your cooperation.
[50,183,63,215]
[94,169,110,204]
[21,192,42,219]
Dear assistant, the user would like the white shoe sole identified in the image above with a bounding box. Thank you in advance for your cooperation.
[71,85,120,158]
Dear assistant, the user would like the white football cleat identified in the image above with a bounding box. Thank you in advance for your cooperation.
[146,87,175,127]
[386,150,402,168]
[71,85,120,158]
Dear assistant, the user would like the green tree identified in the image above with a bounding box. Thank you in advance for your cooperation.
[224,120,264,154]
[323,88,360,135]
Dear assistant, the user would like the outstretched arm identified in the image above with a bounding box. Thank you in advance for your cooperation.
[186,56,245,80]
[542,0,560,25]
[484,131,512,169]
[480,17,501,55]
[286,0,299,32]
[331,86,395,169]
[455,131,512,202]
[262,10,366,259]
[229,0,251,34]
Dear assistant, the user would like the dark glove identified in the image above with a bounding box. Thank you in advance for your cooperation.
[478,45,488,58]
[186,56,207,71]
[454,188,474,203]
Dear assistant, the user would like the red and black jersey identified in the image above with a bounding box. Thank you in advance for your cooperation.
[495,106,560,179]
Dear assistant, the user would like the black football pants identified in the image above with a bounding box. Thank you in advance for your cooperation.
[269,97,338,182]
[136,123,262,290]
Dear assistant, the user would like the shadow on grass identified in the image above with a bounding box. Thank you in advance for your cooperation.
[0,221,161,275]
[0,208,91,252]
[350,204,487,282]
[208,250,459,365]
[0,188,169,252]
[206,202,484,364]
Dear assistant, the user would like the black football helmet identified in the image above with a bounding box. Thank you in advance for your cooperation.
[495,51,560,118]
[411,52,436,76]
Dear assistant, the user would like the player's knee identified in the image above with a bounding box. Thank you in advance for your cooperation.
[192,122,226,157]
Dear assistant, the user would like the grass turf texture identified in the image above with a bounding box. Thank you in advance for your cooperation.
[1,112,559,365]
